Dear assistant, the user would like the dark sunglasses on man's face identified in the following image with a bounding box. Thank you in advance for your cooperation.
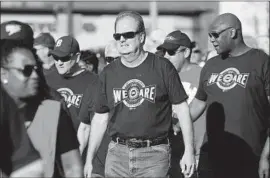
[53,55,72,62]
[113,31,140,41]
[166,48,186,56]
[208,26,233,39]
[5,65,38,77]
[105,56,120,63]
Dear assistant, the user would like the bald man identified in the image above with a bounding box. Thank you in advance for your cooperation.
[186,13,270,178]
[104,40,120,65]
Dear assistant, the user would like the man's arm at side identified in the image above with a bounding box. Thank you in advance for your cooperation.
[77,123,90,154]
[172,101,196,177]
[189,98,207,122]
[84,112,109,177]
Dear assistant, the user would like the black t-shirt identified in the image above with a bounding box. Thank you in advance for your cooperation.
[46,70,99,131]
[0,89,41,176]
[195,49,270,156]
[94,52,188,139]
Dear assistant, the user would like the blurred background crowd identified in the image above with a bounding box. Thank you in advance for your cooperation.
[1,1,269,72]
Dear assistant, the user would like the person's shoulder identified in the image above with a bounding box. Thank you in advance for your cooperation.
[250,48,269,62]
[149,52,176,70]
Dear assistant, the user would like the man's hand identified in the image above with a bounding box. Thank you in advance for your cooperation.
[180,151,196,178]
[259,156,269,178]
[84,162,93,178]
[173,122,181,135]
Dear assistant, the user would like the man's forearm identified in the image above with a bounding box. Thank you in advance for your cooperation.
[261,136,269,159]
[175,103,194,152]
[85,113,109,163]
[77,123,90,154]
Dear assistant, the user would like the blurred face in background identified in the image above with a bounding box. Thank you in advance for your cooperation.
[190,48,202,64]
[34,44,50,64]
[53,54,77,75]
[105,42,120,65]
[114,16,144,61]
[1,48,39,98]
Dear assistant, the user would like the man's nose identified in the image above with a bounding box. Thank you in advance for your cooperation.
[119,35,126,42]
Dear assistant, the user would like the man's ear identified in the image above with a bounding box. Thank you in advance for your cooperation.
[140,32,146,44]
[76,53,81,63]
[231,28,237,39]
[184,48,191,58]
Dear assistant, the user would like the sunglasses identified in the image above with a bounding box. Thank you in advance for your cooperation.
[208,27,233,39]
[165,48,186,56]
[5,65,38,77]
[53,55,72,62]
[105,56,120,63]
[113,31,140,41]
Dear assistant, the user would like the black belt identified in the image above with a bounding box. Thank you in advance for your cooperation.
[112,136,169,148]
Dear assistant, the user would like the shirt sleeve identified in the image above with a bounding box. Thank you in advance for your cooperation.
[262,54,270,97]
[165,61,188,104]
[195,65,208,101]
[94,71,110,113]
[56,108,79,155]
[78,75,99,125]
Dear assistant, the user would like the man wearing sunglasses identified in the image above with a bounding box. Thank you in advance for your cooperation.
[157,30,206,178]
[187,13,270,178]
[84,11,195,178]
[104,40,120,65]
[47,35,105,176]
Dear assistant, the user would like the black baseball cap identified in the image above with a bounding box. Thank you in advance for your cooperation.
[49,36,80,58]
[34,33,55,49]
[157,30,191,51]
[1,20,34,47]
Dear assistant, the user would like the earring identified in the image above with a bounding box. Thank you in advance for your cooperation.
[2,79,8,84]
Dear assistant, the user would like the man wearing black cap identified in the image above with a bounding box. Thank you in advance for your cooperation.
[157,30,206,178]
[34,32,57,76]
[47,35,106,177]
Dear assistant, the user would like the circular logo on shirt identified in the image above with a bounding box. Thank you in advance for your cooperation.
[216,68,239,91]
[122,79,146,108]
[113,79,156,110]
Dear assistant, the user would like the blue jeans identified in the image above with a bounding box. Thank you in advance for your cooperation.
[105,140,171,177]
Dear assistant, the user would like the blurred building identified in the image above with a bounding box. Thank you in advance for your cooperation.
[1,1,269,54]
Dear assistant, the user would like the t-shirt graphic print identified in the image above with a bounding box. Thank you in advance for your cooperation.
[207,67,250,92]
[57,87,83,108]
[113,78,156,110]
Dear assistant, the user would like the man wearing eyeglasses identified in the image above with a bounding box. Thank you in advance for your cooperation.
[187,13,270,178]
[157,30,206,178]
[104,40,120,65]
[84,11,195,178]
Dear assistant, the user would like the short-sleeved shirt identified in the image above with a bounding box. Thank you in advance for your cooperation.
[195,48,270,156]
[0,88,41,176]
[94,52,188,139]
[46,70,99,131]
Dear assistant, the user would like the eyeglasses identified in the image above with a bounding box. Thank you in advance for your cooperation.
[4,65,38,77]
[53,55,72,62]
[208,27,233,39]
[113,31,140,41]
[105,56,120,63]
[166,48,186,56]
